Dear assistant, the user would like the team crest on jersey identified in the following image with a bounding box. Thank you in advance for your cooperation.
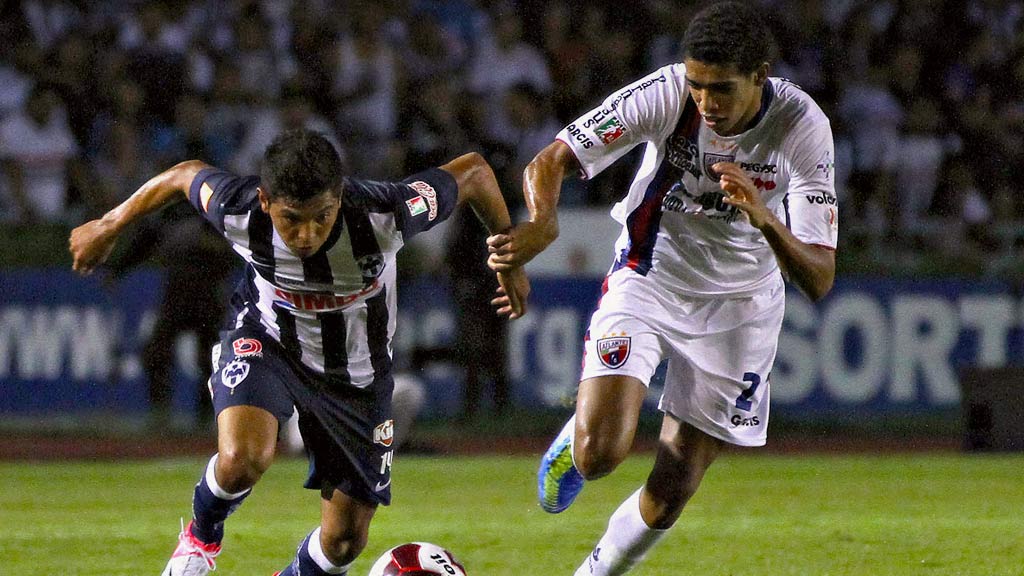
[595,116,626,145]
[373,419,395,447]
[703,152,735,182]
[596,336,631,369]
[409,180,439,221]
[232,337,263,358]
[221,360,250,393]
[357,253,385,281]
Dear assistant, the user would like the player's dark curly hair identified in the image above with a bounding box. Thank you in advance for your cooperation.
[260,129,344,201]
[682,1,776,73]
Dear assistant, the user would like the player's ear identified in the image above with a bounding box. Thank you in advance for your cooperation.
[753,62,769,86]
[257,186,271,213]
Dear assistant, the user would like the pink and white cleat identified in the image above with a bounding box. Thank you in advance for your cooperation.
[161,520,222,576]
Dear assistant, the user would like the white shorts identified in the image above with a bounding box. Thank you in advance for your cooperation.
[581,269,785,446]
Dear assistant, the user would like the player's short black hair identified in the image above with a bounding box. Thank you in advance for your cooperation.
[682,1,775,73]
[260,129,344,202]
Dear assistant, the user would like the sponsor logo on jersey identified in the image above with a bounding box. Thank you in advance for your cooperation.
[373,419,395,447]
[666,134,701,179]
[730,414,761,428]
[409,181,439,221]
[596,336,631,369]
[273,280,380,312]
[805,192,837,205]
[221,359,250,393]
[662,182,741,222]
[740,162,778,174]
[595,116,626,145]
[703,152,735,182]
[816,151,834,180]
[752,177,777,191]
[582,73,668,128]
[232,337,263,358]
[564,123,595,149]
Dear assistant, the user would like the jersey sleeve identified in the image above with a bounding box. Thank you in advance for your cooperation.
[188,167,260,234]
[556,65,683,179]
[346,167,458,239]
[780,115,838,249]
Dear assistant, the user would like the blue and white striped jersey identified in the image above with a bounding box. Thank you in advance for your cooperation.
[188,167,457,384]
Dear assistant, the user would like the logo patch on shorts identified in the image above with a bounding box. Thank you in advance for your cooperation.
[221,360,250,393]
[373,419,395,447]
[232,337,263,358]
[596,336,631,369]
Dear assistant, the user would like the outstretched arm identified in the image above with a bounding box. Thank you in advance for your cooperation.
[69,160,210,275]
[439,152,530,319]
[486,139,577,272]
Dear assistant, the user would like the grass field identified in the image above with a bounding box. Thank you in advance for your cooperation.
[2,452,1022,575]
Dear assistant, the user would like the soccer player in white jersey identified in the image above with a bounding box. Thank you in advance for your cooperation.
[69,129,529,576]
[487,2,837,574]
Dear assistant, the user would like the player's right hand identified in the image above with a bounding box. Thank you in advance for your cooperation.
[487,220,556,272]
[69,219,118,275]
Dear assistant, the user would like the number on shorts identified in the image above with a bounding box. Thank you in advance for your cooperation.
[734,372,761,412]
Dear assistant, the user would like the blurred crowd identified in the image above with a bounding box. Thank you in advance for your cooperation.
[1,0,1023,269]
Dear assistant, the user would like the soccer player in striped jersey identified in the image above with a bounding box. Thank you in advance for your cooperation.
[69,129,529,576]
[488,2,837,575]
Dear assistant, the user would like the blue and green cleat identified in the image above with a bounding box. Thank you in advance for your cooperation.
[537,415,585,513]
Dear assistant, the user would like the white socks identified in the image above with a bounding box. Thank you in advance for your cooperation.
[307,527,353,575]
[575,487,668,576]
[205,454,251,500]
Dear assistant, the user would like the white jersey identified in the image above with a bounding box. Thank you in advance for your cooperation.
[557,64,838,297]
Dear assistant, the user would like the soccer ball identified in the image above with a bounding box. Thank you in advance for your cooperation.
[367,542,467,576]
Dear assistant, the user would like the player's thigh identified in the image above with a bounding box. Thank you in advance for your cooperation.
[210,328,297,470]
[217,405,279,469]
[575,374,647,457]
[577,271,670,449]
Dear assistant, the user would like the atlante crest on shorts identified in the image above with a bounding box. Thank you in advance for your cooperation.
[596,336,631,369]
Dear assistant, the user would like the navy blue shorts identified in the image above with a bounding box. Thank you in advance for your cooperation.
[208,325,395,505]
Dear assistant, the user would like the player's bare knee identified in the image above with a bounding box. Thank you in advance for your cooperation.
[574,433,627,480]
[216,447,273,491]
[319,525,368,567]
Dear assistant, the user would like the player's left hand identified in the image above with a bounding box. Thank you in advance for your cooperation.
[714,162,775,230]
[493,266,530,319]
